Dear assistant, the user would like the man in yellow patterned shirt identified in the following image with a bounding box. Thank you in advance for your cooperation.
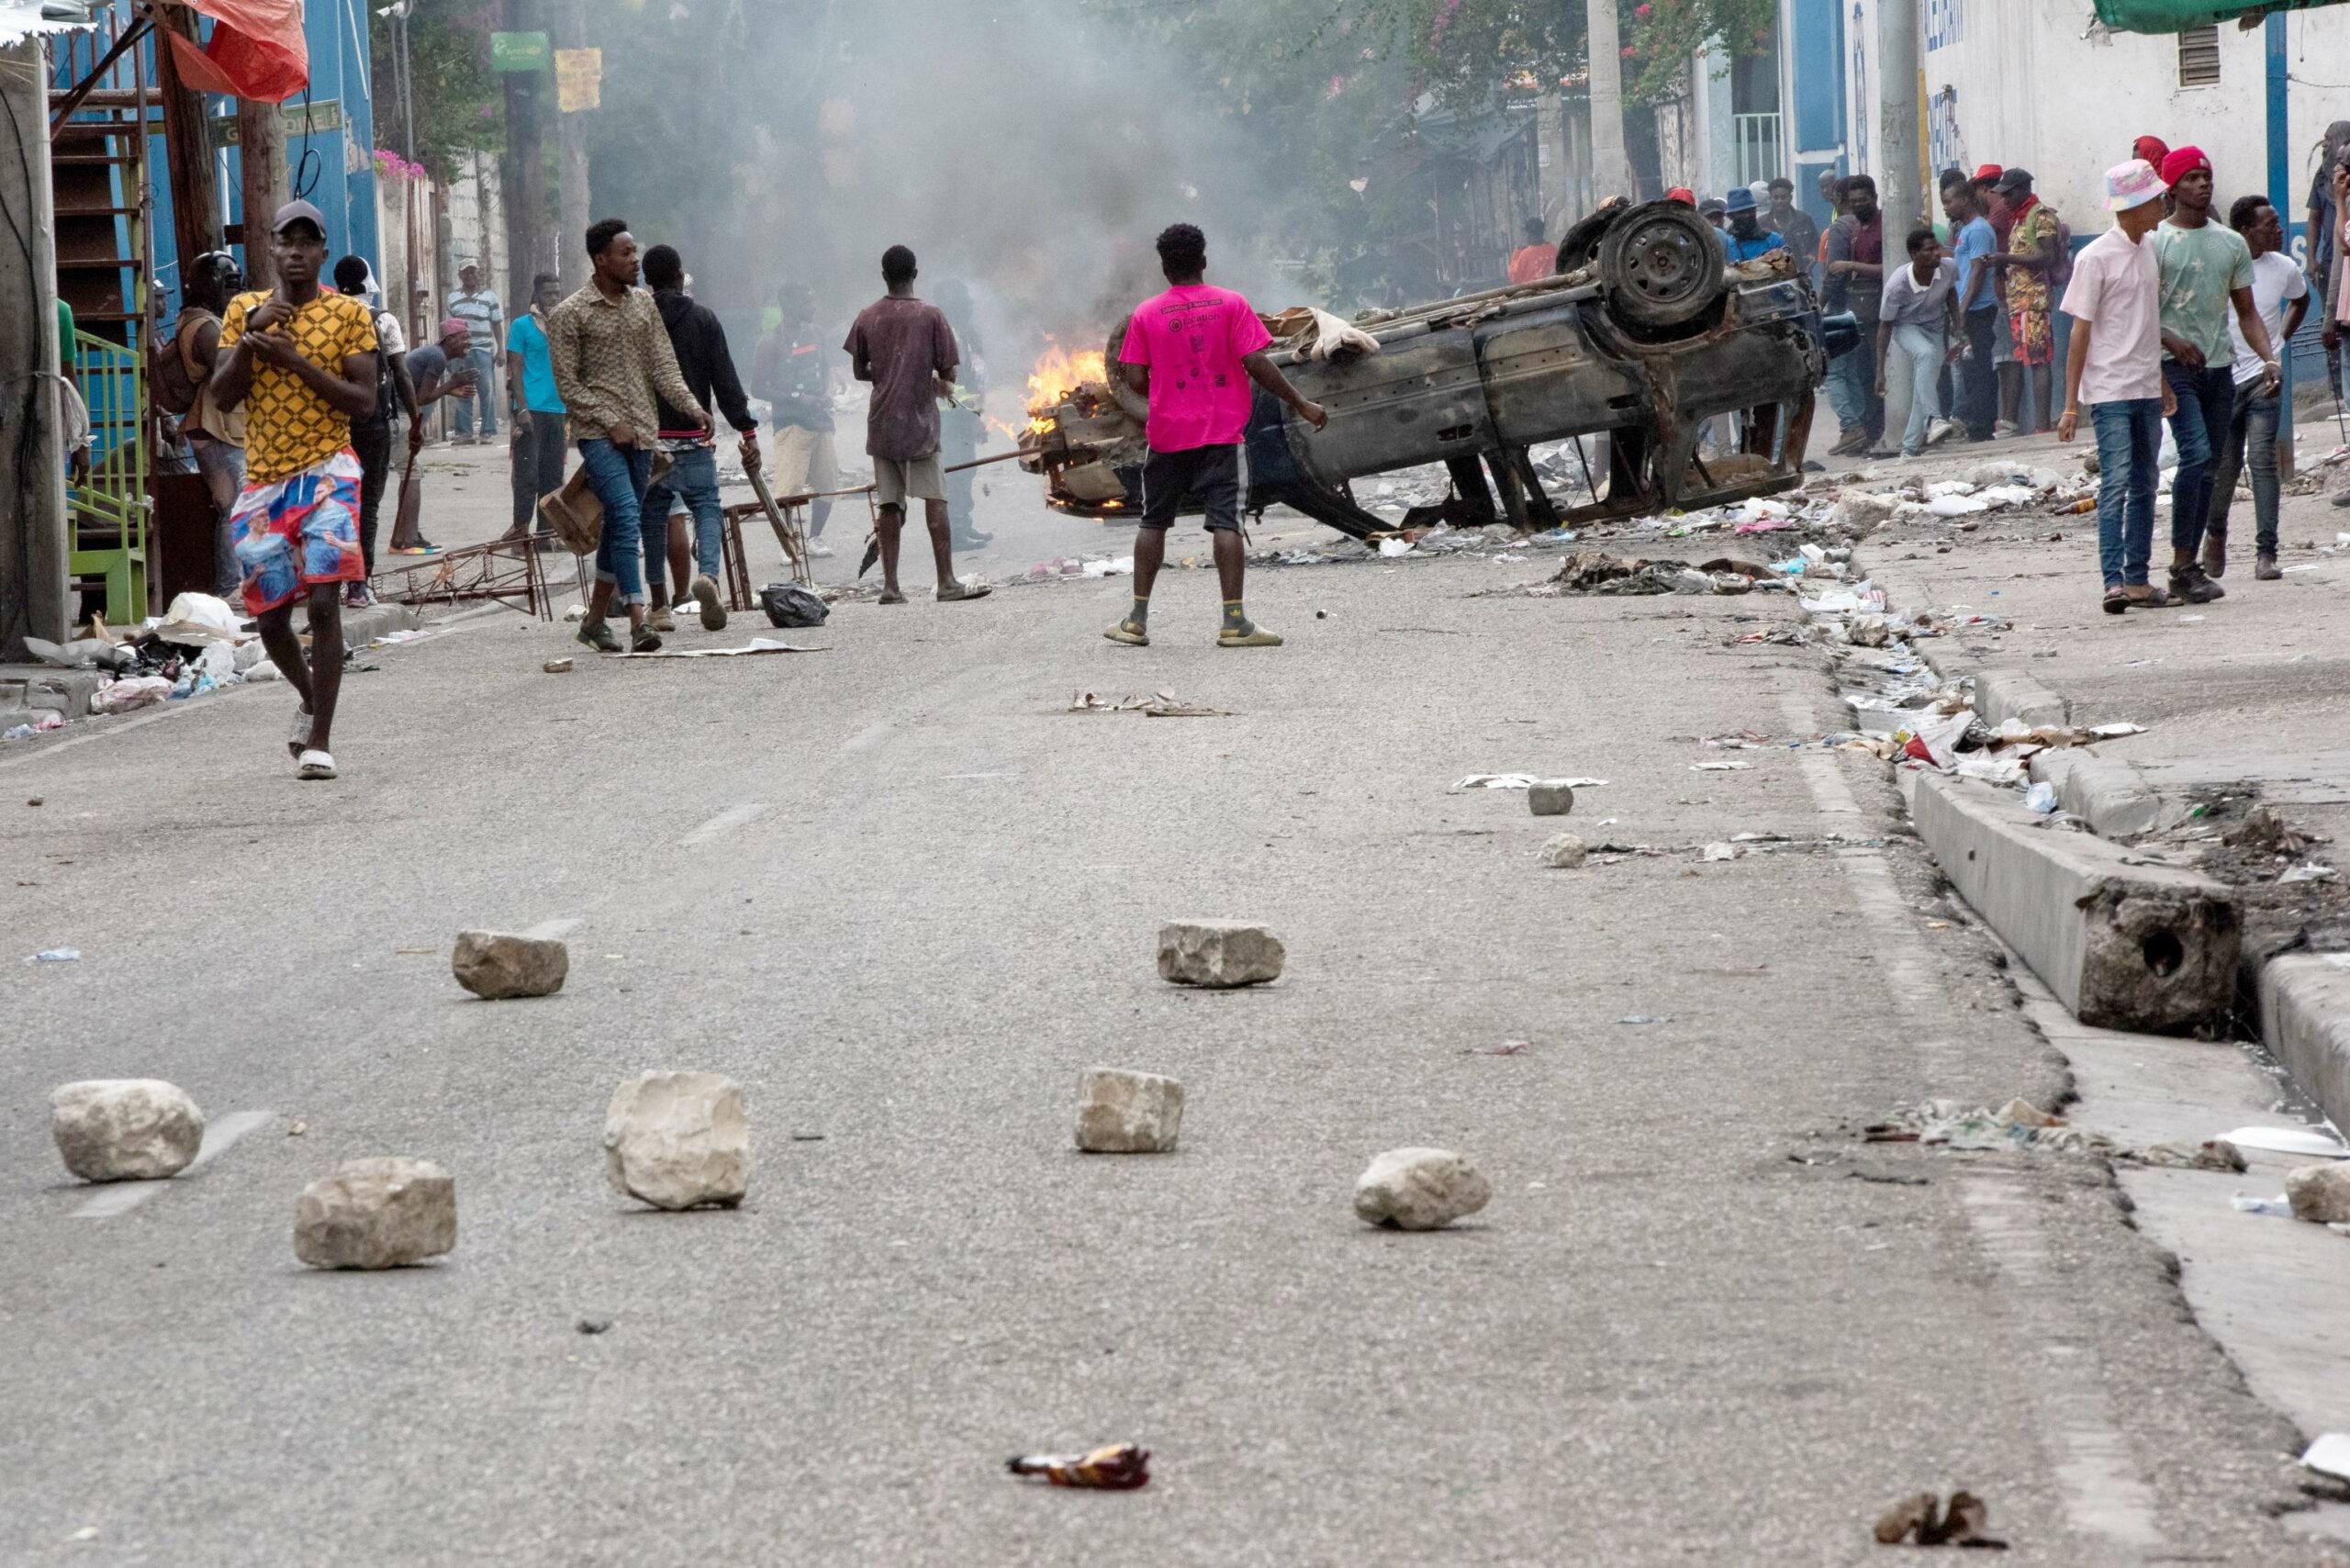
[213,199,380,781]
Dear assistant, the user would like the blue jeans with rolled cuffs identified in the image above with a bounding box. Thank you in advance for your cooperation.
[577,437,653,607]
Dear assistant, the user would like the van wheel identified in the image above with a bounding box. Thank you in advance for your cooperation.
[1599,201,1726,330]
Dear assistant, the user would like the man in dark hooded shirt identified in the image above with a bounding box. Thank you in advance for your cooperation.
[640,243,761,632]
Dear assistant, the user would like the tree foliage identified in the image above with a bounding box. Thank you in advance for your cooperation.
[369,1,503,177]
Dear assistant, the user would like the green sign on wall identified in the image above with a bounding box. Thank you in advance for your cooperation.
[491,31,551,72]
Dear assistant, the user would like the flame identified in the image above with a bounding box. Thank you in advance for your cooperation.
[1025,336,1108,418]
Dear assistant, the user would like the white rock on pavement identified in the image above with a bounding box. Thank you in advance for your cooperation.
[1539,833,1588,869]
[452,930,569,1000]
[2286,1162,2350,1226]
[1528,780,1576,817]
[293,1158,456,1269]
[1353,1147,1492,1231]
[1158,920,1285,988]
[50,1079,205,1182]
[604,1071,751,1210]
[1074,1068,1185,1153]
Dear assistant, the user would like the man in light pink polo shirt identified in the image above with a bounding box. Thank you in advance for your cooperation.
[1105,223,1327,649]
[2058,160,2180,614]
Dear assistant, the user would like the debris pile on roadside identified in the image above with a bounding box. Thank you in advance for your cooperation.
[4,594,274,739]
[1865,1097,2246,1170]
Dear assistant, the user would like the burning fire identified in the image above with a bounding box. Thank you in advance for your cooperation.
[1025,337,1108,425]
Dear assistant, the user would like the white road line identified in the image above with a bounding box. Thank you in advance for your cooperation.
[1775,668,2164,1549]
[73,1109,273,1219]
[524,916,582,941]
[840,720,893,755]
[679,801,768,847]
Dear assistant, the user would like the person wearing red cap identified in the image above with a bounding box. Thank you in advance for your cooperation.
[2132,136,2170,172]
[2153,144,2277,601]
[1665,187,1696,207]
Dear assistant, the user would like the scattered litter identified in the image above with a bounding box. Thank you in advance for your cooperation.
[563,603,586,622]
[2087,722,2147,739]
[2303,1433,2350,1484]
[1690,761,1751,772]
[70,1526,99,1543]
[2279,863,2338,885]
[1874,1490,2006,1550]
[1454,774,1606,791]
[1069,690,1235,718]
[1702,843,1739,862]
[28,948,80,964]
[1007,1443,1150,1490]
[543,658,574,674]
[613,638,822,659]
[1461,1040,1532,1057]
[1378,538,1415,558]
[285,1120,308,1137]
[576,1316,614,1335]
[91,675,173,713]
[2232,1193,2292,1216]
[1866,1098,2241,1170]
[2024,781,2058,814]
[2220,1126,2348,1160]
[1617,1014,1669,1025]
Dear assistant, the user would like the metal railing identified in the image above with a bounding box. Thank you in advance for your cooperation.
[1733,112,1785,189]
[66,325,150,624]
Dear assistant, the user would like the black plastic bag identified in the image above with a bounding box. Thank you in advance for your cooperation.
[760,582,830,628]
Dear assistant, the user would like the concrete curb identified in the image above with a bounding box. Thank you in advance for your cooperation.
[2259,953,2350,1133]
[1972,668,2069,730]
[297,602,426,650]
[1903,770,2242,1035]
[2028,748,2165,837]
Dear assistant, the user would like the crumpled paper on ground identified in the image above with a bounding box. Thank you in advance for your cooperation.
[1866,1098,2244,1171]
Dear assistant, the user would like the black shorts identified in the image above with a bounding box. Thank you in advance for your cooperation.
[1138,443,1244,532]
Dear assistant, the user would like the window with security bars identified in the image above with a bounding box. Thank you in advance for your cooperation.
[2178,25,2221,87]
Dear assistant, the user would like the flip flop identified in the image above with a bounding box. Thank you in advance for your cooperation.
[936,581,992,602]
[296,748,337,780]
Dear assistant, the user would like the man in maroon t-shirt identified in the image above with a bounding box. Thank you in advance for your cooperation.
[1106,223,1326,649]
[843,244,989,604]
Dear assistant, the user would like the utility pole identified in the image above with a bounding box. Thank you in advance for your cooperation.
[1,39,72,656]
[151,4,222,268]
[238,96,288,286]
[1877,0,1923,231]
[554,0,590,286]
[1584,0,1631,201]
[498,0,553,306]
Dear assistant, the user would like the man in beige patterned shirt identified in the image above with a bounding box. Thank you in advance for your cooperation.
[546,218,707,653]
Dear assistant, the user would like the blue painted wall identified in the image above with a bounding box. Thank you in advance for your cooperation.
[1788,0,1847,223]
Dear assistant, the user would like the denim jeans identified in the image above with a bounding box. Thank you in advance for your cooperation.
[576,437,653,606]
[1959,308,1998,440]
[2206,379,2280,556]
[1886,323,1944,455]
[2162,359,2235,557]
[2090,399,2163,588]
[512,409,568,534]
[453,346,498,437]
[350,420,393,576]
[1825,336,1882,444]
[640,443,723,599]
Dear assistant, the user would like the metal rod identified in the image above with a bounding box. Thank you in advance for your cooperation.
[48,18,151,135]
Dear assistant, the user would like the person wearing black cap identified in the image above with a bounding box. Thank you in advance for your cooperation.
[210,199,381,781]
[1984,167,2064,433]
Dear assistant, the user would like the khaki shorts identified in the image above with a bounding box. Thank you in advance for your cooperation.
[769,424,839,498]
[873,451,945,507]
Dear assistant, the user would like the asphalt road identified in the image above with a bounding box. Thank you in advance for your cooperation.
[0,449,2337,1565]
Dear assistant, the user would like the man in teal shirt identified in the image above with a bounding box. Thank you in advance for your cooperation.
[2153,146,2277,602]
[503,272,568,546]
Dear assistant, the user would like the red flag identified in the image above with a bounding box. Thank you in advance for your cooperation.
[160,0,308,104]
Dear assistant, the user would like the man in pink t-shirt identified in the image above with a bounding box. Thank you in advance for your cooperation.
[1106,223,1327,649]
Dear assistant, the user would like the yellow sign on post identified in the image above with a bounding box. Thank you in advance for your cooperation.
[554,48,602,112]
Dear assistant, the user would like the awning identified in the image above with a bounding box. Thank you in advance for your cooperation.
[155,0,307,103]
[2093,0,2348,29]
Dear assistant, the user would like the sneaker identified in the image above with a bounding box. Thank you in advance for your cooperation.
[576,618,621,655]
[2255,554,2282,580]
[344,583,375,609]
[1217,624,1283,647]
[807,540,835,558]
[951,530,993,551]
[647,603,677,633]
[2168,565,2224,604]
[1104,619,1148,646]
[2200,530,2228,579]
[1926,417,1957,447]
[936,580,992,602]
[688,574,726,632]
[631,624,664,654]
[1827,431,1867,456]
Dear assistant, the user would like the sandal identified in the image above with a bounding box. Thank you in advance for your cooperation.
[2124,584,2171,609]
[295,748,337,781]
[936,580,992,602]
[288,704,314,757]
[2102,586,2129,615]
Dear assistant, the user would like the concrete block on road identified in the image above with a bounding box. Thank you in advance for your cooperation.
[1528,780,1576,817]
[1973,669,2069,732]
[452,931,568,1000]
[50,1080,206,1182]
[1158,921,1285,988]
[295,1158,457,1269]
[1539,833,1588,868]
[2029,749,2165,838]
[1906,772,2240,1035]
[1074,1068,1184,1153]
[1354,1148,1492,1230]
[2259,953,2350,1135]
[603,1072,751,1211]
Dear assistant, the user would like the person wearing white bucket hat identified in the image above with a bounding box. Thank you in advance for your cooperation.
[2058,159,2178,615]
